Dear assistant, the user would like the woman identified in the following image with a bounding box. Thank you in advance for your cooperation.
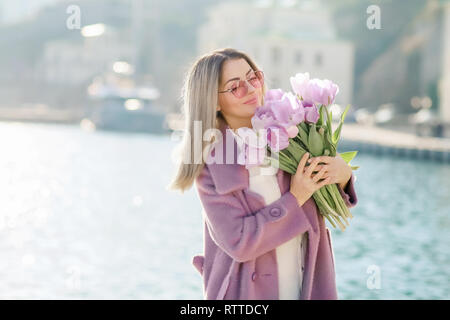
[168,48,358,299]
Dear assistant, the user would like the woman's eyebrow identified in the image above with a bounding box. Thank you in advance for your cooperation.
[224,68,253,85]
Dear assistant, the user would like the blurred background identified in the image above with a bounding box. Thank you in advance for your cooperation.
[0,0,448,299]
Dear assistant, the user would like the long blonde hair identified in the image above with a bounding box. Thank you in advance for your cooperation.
[167,48,266,193]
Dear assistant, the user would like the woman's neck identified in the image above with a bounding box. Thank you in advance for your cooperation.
[224,116,253,131]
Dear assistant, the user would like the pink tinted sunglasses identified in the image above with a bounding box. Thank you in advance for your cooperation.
[218,70,264,98]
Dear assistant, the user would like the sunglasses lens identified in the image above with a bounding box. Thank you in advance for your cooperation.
[256,71,264,84]
[233,81,248,98]
[256,71,264,82]
[227,71,264,98]
[248,71,264,88]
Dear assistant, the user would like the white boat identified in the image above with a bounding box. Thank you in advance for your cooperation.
[86,72,168,134]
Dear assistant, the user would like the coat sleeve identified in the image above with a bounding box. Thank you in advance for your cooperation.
[195,165,312,263]
[337,172,358,208]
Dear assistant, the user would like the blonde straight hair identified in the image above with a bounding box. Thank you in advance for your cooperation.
[167,48,267,193]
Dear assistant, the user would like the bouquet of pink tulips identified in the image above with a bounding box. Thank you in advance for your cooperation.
[233,72,359,231]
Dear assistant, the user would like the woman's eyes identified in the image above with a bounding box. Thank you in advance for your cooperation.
[230,77,255,90]
[229,83,239,91]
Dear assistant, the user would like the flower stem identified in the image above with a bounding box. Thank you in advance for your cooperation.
[313,191,346,231]
[325,184,350,226]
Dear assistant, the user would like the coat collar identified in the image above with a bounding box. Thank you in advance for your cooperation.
[206,120,288,195]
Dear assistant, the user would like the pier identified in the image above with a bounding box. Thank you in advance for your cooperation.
[338,123,450,163]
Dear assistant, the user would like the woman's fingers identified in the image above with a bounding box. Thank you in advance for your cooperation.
[305,157,321,177]
[295,153,310,176]
[318,176,332,187]
[307,156,332,164]
[312,166,327,183]
[304,164,327,173]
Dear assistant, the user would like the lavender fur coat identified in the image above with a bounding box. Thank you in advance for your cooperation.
[192,121,358,300]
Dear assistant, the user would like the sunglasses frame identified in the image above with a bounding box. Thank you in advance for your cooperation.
[218,70,264,98]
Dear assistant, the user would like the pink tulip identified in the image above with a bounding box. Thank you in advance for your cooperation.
[290,72,312,102]
[290,72,339,106]
[267,125,290,152]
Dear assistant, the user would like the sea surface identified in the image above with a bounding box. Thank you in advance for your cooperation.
[0,121,448,299]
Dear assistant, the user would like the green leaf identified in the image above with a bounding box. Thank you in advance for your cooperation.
[299,122,309,133]
[308,123,324,156]
[332,104,351,145]
[332,122,342,145]
[324,131,337,156]
[317,105,325,127]
[285,140,303,163]
[341,104,350,122]
[297,124,309,147]
[326,108,334,145]
[339,150,358,163]
[293,135,309,151]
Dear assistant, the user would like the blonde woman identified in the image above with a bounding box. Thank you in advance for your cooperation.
[168,48,358,300]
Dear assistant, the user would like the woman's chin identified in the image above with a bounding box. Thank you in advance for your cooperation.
[242,102,260,111]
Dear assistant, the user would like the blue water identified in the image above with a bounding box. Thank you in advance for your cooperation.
[0,121,448,299]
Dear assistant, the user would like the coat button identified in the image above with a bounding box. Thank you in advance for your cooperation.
[251,272,257,281]
[269,207,281,217]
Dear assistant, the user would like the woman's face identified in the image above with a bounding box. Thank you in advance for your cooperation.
[217,58,263,129]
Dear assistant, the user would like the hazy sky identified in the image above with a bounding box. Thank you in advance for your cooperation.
[0,0,64,25]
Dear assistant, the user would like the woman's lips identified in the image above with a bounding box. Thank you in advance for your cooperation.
[243,96,258,105]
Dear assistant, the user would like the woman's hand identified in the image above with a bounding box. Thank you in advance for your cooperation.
[304,152,352,190]
[290,153,333,206]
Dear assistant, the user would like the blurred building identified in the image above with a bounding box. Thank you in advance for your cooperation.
[197,0,354,105]
[35,24,136,86]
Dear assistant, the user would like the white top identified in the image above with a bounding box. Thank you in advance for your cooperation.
[247,158,307,300]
